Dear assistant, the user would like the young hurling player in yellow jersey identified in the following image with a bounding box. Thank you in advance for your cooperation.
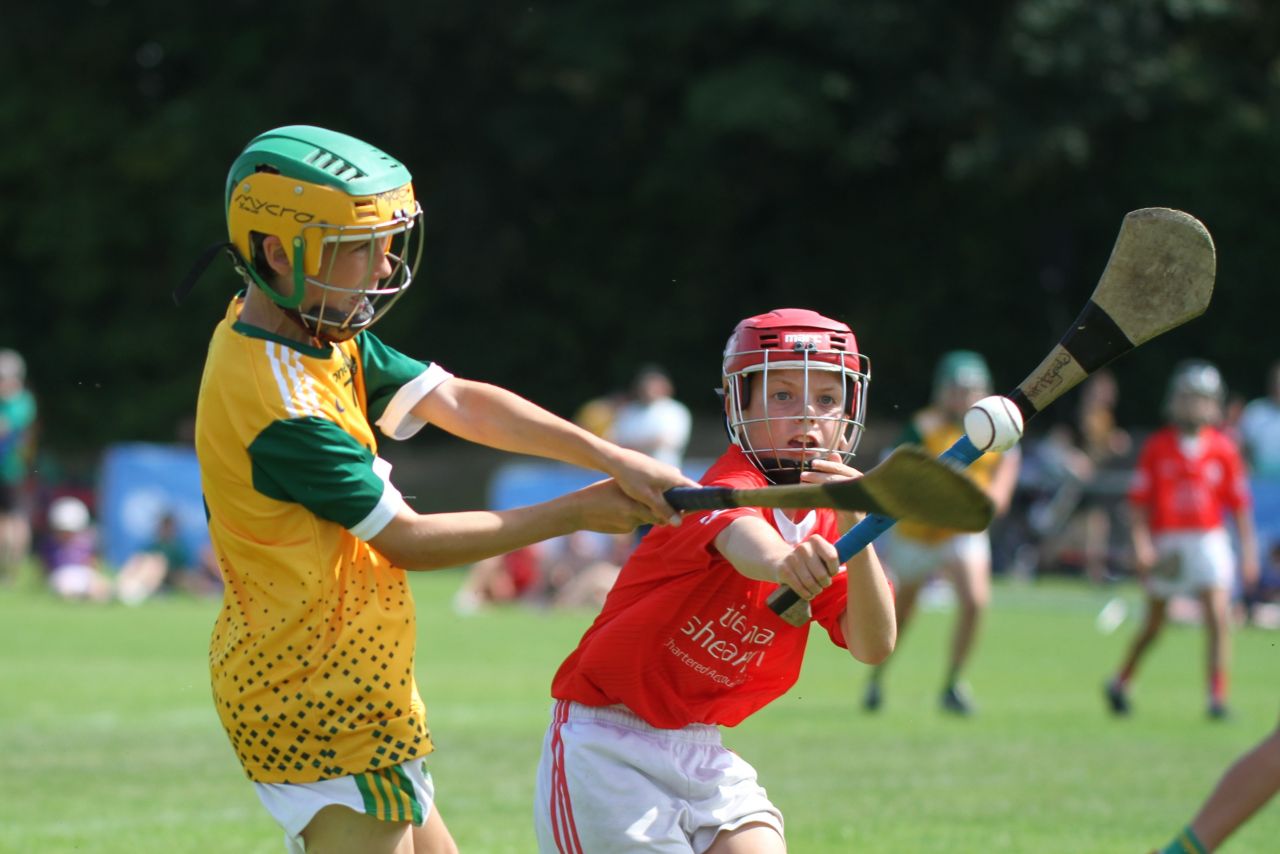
[184,126,695,854]
[862,351,1020,715]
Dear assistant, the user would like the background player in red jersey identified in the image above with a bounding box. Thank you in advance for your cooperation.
[1104,359,1258,720]
[533,308,896,853]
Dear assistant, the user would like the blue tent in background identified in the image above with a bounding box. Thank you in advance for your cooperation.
[97,443,208,568]
[1249,478,1280,596]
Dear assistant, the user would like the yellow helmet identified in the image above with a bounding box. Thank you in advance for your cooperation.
[224,125,424,341]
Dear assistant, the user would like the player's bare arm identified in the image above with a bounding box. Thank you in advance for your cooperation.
[714,516,838,598]
[788,458,895,661]
[838,541,896,665]
[715,516,894,662]
[1130,506,1156,579]
[370,479,651,571]
[411,377,694,523]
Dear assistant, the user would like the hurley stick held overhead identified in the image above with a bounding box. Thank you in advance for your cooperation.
[768,207,1217,626]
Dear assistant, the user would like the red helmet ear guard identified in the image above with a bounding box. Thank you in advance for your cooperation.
[722,308,871,484]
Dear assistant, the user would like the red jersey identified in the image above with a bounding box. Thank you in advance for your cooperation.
[1128,425,1250,533]
[550,445,850,729]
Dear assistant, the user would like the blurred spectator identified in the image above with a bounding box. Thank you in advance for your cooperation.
[38,495,112,602]
[452,543,546,615]
[1104,359,1258,720]
[1075,371,1133,581]
[1239,359,1280,479]
[1013,370,1132,582]
[0,349,37,583]
[542,530,632,610]
[573,389,626,439]
[608,365,692,470]
[452,531,633,615]
[115,511,222,604]
[1077,370,1132,475]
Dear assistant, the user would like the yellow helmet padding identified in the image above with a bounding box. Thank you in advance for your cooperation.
[227,171,418,277]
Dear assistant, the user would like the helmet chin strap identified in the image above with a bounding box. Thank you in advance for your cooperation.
[759,458,807,485]
[286,298,375,345]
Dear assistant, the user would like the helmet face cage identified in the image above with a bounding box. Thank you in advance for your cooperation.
[724,345,870,483]
[295,206,424,342]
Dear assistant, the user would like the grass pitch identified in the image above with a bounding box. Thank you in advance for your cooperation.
[1,569,1277,853]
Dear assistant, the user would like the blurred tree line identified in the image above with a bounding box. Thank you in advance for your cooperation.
[2,0,1280,457]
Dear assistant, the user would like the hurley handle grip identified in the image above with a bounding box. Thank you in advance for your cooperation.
[767,435,987,625]
[663,486,734,512]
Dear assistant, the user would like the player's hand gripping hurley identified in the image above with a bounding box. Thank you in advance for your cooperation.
[664,444,993,530]
[768,207,1218,625]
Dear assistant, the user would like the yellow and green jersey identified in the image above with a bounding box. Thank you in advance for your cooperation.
[196,297,451,783]
[893,409,1003,545]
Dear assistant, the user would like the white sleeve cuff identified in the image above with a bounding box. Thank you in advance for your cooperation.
[376,363,454,441]
[349,456,407,540]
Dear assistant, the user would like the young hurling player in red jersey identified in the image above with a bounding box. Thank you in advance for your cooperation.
[1105,360,1258,721]
[533,309,896,853]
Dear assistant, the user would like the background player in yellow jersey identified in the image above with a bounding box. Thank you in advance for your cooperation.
[863,350,1020,715]
[188,126,694,854]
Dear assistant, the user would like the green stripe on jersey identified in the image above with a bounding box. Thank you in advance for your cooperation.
[357,330,434,424]
[249,417,385,529]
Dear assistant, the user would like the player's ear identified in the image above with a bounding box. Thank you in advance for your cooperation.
[261,235,292,278]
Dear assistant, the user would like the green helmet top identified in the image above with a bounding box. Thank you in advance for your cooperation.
[933,350,992,397]
[225,125,412,211]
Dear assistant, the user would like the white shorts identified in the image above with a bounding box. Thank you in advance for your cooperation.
[880,530,990,585]
[534,701,783,853]
[1148,528,1235,599]
[253,758,435,854]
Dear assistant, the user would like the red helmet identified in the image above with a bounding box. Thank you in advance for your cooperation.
[722,309,870,482]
